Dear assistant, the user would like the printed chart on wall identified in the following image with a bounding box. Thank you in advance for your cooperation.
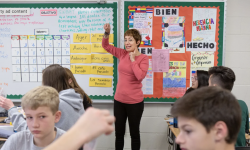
[123,1,225,102]
[0,3,118,100]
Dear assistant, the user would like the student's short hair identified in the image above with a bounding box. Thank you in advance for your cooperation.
[208,66,235,91]
[21,86,59,114]
[196,70,209,88]
[171,86,241,144]
[124,29,142,48]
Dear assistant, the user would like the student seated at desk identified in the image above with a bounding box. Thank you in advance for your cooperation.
[171,86,241,150]
[185,70,209,95]
[1,86,65,150]
[208,66,249,147]
[0,64,85,131]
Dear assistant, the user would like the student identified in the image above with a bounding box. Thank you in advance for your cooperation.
[102,23,149,150]
[185,70,209,94]
[44,107,115,150]
[171,86,241,150]
[64,68,92,110]
[0,64,85,131]
[208,66,249,147]
[1,86,65,150]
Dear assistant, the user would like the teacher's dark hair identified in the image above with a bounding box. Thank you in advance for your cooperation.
[124,29,142,48]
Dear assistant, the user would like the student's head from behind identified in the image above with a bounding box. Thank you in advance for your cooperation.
[42,64,70,93]
[124,29,142,52]
[171,86,241,150]
[21,86,61,139]
[64,68,93,104]
[191,70,209,89]
[208,66,235,91]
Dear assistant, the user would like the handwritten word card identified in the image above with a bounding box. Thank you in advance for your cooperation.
[70,65,91,74]
[89,77,112,87]
[91,65,113,76]
[70,44,91,53]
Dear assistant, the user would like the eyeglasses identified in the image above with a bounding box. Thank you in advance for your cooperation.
[191,76,197,81]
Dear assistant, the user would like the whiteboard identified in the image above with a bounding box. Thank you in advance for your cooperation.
[0,3,118,100]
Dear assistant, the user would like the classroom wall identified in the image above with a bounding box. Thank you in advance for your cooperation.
[8,0,250,150]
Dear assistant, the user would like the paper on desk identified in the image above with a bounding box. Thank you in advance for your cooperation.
[165,118,173,123]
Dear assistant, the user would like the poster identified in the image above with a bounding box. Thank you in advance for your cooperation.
[163,61,186,97]
[142,59,153,95]
[190,51,214,87]
[129,8,153,45]
[162,16,185,49]
[191,51,215,68]
[152,49,170,72]
[192,8,217,42]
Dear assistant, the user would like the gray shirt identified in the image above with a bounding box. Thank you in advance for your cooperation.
[9,89,85,131]
[1,127,65,150]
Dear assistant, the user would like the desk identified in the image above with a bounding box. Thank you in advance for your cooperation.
[0,117,6,122]
[166,121,179,150]
[0,117,11,142]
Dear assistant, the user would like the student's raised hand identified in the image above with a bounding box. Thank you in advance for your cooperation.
[0,96,15,110]
[74,107,115,143]
[129,51,136,62]
[103,23,111,34]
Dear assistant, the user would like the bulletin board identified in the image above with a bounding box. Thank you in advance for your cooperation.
[121,0,226,102]
[0,2,118,101]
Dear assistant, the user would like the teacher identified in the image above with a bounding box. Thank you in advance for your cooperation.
[102,23,149,150]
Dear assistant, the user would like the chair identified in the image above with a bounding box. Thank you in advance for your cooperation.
[236,147,250,150]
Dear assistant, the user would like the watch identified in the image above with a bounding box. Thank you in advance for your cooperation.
[104,32,110,35]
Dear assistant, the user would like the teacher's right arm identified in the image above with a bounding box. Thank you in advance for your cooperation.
[102,23,127,58]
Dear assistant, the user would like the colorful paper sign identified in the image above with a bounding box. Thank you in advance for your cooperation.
[89,77,112,87]
[91,43,110,53]
[162,16,185,48]
[91,54,113,63]
[191,51,215,68]
[91,65,113,76]
[70,44,91,53]
[91,33,114,43]
[192,8,217,42]
[73,33,90,43]
[163,61,186,97]
[70,55,91,63]
[129,8,153,45]
[70,65,91,74]
[142,59,153,95]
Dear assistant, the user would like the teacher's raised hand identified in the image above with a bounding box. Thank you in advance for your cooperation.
[103,23,111,34]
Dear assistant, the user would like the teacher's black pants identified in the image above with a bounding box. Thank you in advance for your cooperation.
[114,99,144,150]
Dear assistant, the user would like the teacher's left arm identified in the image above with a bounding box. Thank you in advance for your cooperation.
[131,56,149,81]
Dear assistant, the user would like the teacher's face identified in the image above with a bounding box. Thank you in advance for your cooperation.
[124,36,139,52]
